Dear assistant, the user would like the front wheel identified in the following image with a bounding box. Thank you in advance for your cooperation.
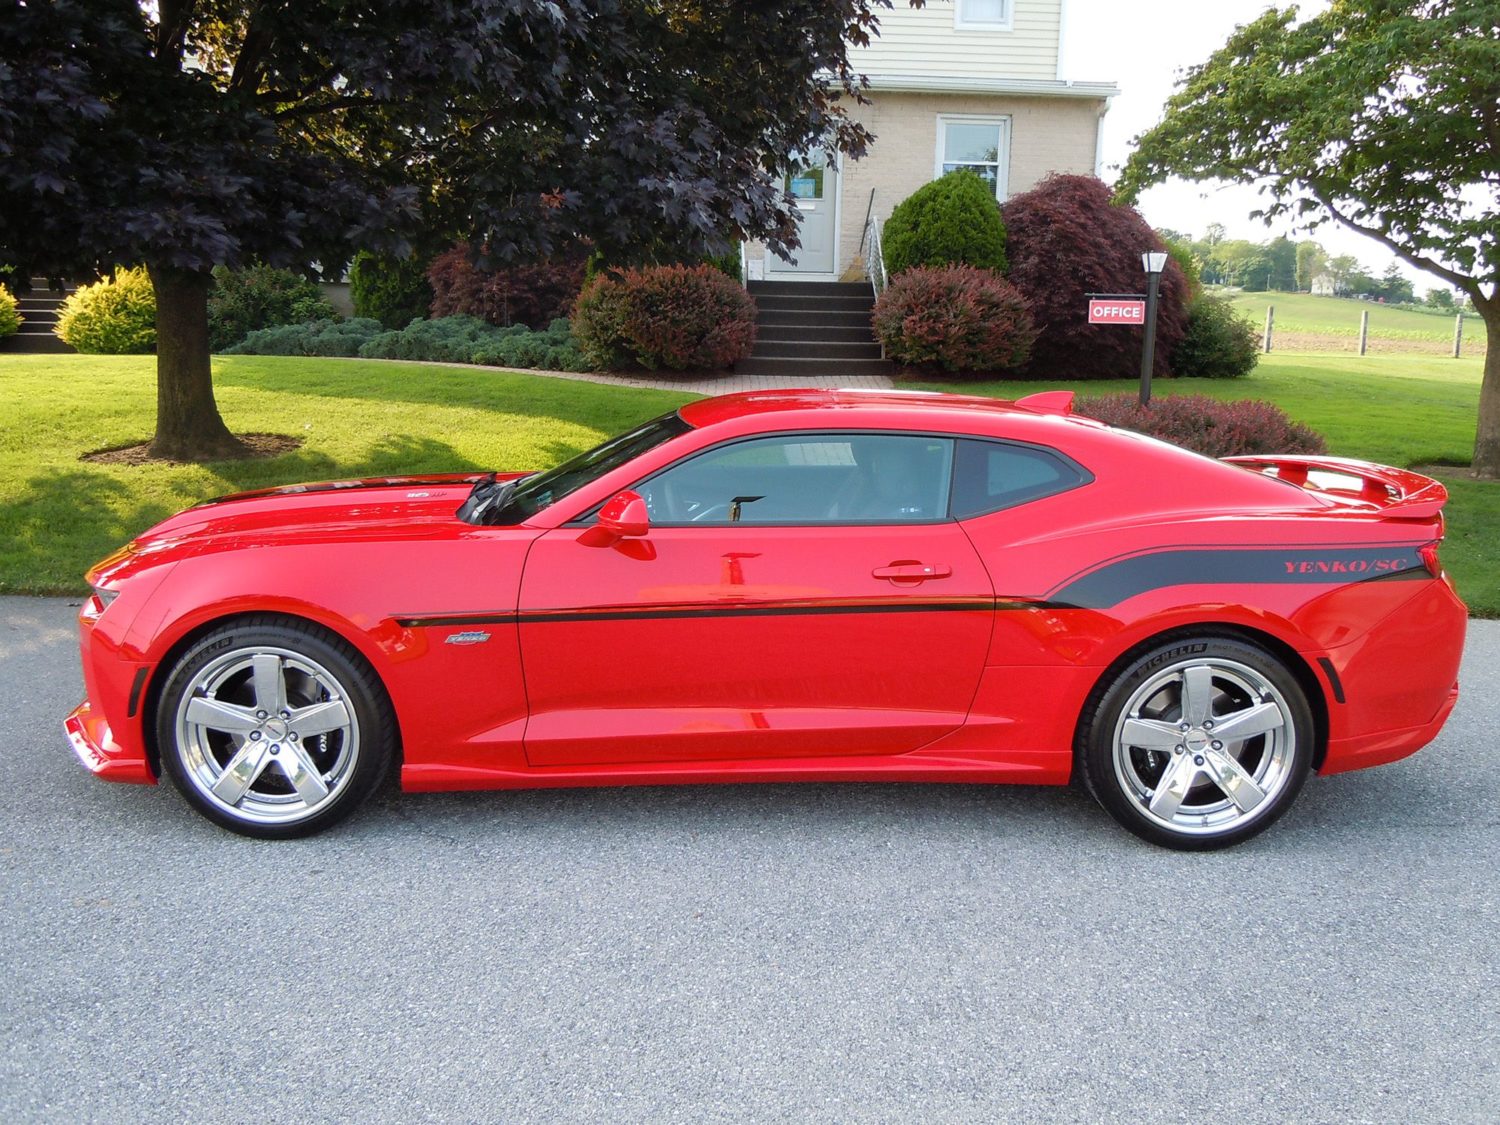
[156,617,395,838]
[1077,637,1314,850]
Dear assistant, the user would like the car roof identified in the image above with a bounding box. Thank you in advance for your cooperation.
[677,388,1048,430]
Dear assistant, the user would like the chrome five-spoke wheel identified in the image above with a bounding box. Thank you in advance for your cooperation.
[1080,638,1314,850]
[157,619,394,838]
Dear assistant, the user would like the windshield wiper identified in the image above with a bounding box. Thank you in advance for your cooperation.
[456,473,517,526]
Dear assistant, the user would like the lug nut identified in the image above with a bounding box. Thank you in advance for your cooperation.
[256,710,267,720]
[1174,745,1185,754]
[249,731,261,741]
[1203,719,1214,729]
[289,732,299,742]
[1193,754,1205,766]
[269,744,280,755]
[1211,740,1223,751]
[280,710,291,720]
[1179,723,1191,732]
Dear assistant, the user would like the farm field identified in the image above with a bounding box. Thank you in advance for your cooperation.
[1223,290,1485,357]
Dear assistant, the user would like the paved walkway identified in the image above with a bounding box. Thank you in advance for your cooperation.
[386,358,896,396]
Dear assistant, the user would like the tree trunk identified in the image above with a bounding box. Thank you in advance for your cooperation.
[146,265,245,461]
[1474,293,1500,480]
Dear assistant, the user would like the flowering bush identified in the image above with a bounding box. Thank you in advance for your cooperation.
[55,268,157,354]
[871,265,1036,375]
[1075,394,1325,458]
[572,264,756,370]
[427,243,586,329]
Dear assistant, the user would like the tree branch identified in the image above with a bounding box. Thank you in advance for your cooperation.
[230,1,285,93]
[1311,185,1483,300]
[273,96,388,121]
[155,0,198,67]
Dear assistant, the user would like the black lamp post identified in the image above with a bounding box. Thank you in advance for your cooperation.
[1139,250,1168,407]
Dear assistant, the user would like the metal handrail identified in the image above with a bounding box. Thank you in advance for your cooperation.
[864,212,888,298]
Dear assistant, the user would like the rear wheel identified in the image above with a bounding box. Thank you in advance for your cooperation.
[156,618,395,838]
[1077,637,1313,850]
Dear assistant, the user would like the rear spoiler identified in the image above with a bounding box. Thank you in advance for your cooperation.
[1222,455,1447,520]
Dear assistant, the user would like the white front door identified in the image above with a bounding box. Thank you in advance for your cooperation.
[769,151,838,276]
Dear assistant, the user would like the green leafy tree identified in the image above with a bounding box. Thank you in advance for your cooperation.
[1327,255,1362,296]
[1295,241,1327,292]
[1265,236,1298,292]
[1119,0,1500,477]
[1,1,915,460]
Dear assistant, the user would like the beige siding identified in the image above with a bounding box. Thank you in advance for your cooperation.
[850,0,1062,83]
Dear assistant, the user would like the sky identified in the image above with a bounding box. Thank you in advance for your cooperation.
[1058,0,1442,291]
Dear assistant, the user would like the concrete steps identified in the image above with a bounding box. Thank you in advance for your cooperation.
[2,279,77,354]
[738,279,891,381]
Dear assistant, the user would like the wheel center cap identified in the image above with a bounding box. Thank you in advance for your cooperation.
[1184,729,1211,752]
[263,718,290,741]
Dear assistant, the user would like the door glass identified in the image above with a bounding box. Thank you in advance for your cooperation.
[640,434,954,524]
[785,153,827,201]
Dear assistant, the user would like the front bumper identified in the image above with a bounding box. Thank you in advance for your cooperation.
[63,700,155,785]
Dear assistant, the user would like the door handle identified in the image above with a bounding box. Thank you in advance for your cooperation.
[872,562,952,582]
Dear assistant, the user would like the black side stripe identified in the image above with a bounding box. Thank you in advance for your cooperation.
[1317,657,1347,704]
[1048,547,1428,609]
[396,599,1015,629]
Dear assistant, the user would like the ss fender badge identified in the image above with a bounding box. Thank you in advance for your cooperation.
[444,630,492,646]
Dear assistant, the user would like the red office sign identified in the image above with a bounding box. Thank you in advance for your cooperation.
[1088,298,1146,325]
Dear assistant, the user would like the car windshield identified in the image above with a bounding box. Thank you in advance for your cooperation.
[469,410,692,526]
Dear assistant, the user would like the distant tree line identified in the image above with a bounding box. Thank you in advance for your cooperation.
[1158,225,1463,308]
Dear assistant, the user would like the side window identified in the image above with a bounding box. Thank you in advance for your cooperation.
[640,434,954,525]
[950,439,1088,518]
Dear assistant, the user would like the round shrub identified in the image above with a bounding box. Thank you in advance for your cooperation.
[0,284,20,338]
[208,265,335,351]
[356,314,500,363]
[1075,394,1325,458]
[1001,175,1189,380]
[349,251,434,329]
[883,170,1008,276]
[55,267,156,354]
[1173,294,1258,378]
[872,265,1036,375]
[572,265,756,371]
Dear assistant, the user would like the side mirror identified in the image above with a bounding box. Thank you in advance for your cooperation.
[578,489,650,547]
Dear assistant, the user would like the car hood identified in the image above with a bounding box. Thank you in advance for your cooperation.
[90,473,531,585]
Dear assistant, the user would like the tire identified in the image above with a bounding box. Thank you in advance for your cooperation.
[1076,636,1313,850]
[155,616,396,839]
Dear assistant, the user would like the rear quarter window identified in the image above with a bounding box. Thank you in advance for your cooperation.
[950,438,1090,518]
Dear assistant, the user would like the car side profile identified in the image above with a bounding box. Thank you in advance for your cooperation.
[65,389,1466,848]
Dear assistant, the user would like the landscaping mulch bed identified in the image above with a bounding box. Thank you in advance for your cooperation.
[81,432,303,465]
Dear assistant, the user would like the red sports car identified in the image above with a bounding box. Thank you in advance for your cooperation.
[65,389,1465,848]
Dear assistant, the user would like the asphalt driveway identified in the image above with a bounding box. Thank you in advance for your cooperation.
[2,596,1496,1122]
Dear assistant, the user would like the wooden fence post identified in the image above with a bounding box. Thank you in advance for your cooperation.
[1454,313,1464,359]
[1359,309,1369,356]
[1263,305,1274,354]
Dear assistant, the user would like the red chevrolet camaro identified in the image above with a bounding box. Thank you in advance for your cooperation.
[65,389,1466,848]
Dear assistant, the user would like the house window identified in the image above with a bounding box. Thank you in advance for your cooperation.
[936,116,1011,199]
[955,0,1013,30]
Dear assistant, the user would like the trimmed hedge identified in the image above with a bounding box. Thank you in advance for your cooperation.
[572,264,756,370]
[208,265,335,352]
[0,284,19,338]
[350,251,435,329]
[55,267,156,354]
[1076,394,1325,458]
[872,265,1036,375]
[1174,294,1259,379]
[427,244,586,329]
[883,170,1008,276]
[225,314,589,371]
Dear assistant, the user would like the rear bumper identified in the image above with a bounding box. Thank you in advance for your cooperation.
[1320,683,1459,775]
[63,700,155,785]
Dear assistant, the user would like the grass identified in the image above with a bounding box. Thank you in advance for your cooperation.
[1,350,1495,615]
[0,355,693,593]
[914,352,1498,615]
[1224,291,1484,356]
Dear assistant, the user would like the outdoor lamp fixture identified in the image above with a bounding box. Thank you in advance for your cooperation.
[1139,251,1169,406]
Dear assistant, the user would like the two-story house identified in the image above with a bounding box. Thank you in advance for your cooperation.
[750,0,1118,281]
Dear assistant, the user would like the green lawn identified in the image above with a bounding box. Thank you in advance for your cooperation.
[914,352,1498,615]
[1224,290,1483,349]
[0,355,693,593]
[1,351,1494,615]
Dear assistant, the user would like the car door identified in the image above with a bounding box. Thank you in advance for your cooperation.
[517,431,995,766]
